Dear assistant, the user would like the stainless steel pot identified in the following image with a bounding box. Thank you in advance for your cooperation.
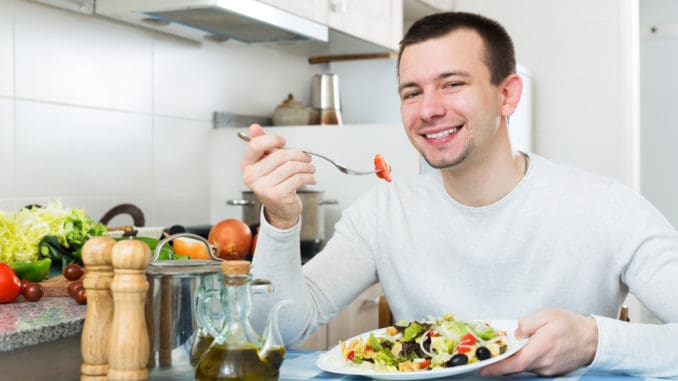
[145,233,222,375]
[226,189,338,242]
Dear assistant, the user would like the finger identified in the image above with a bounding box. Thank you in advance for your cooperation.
[241,133,287,170]
[251,159,316,194]
[479,337,541,376]
[515,309,553,339]
[245,149,312,184]
[249,123,265,138]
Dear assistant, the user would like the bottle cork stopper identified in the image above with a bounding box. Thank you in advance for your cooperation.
[221,260,251,275]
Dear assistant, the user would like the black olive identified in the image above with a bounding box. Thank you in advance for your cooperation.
[423,336,431,352]
[476,346,491,360]
[446,353,468,367]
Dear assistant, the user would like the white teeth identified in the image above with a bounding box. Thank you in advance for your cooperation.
[425,127,458,139]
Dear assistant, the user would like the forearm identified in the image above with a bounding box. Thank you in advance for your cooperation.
[589,316,678,378]
[250,213,313,346]
[250,204,379,347]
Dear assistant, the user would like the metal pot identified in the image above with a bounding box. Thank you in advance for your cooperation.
[226,189,338,242]
[145,233,222,375]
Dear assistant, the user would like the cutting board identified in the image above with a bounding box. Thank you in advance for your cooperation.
[38,275,74,297]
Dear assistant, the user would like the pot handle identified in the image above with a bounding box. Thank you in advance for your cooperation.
[226,199,256,206]
[319,199,339,205]
[153,232,222,262]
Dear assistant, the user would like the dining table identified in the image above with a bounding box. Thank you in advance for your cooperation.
[280,349,671,381]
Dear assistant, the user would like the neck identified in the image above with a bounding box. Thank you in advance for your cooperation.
[439,129,527,207]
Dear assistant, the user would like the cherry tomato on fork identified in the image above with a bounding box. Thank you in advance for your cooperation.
[374,154,392,182]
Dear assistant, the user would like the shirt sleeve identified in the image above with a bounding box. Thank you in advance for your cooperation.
[588,316,678,378]
[250,191,379,347]
[587,182,678,377]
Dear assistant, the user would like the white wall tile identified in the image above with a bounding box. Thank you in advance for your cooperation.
[0,1,13,97]
[14,1,152,112]
[153,38,320,120]
[14,100,153,196]
[152,116,211,195]
[0,98,14,194]
[149,195,212,228]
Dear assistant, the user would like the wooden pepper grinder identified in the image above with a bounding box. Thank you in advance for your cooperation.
[80,237,116,381]
[108,239,151,381]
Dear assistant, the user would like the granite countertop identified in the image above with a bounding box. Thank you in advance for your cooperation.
[0,297,85,352]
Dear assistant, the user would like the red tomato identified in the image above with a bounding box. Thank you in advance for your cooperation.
[374,154,392,182]
[460,333,476,346]
[419,359,431,369]
[457,333,477,354]
[0,263,22,304]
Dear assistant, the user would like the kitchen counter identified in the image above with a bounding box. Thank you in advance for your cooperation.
[0,296,85,352]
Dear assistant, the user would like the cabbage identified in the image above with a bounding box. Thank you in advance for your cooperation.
[0,200,106,265]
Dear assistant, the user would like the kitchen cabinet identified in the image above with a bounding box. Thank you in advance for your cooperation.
[258,0,329,25]
[295,283,382,350]
[327,0,403,51]
[262,0,404,53]
[403,0,455,29]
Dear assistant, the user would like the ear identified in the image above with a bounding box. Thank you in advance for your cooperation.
[498,73,523,117]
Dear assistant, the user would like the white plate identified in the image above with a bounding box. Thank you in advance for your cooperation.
[316,319,528,380]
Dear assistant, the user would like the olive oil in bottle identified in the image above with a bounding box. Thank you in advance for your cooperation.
[190,331,215,367]
[195,342,285,381]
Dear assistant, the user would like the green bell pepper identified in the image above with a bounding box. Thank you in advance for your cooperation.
[10,258,52,282]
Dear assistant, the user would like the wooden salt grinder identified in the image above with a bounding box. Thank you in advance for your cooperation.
[80,237,116,381]
[108,240,151,381]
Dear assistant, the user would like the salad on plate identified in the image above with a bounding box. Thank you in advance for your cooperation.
[339,313,510,373]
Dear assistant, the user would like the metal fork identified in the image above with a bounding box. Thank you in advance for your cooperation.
[237,131,381,176]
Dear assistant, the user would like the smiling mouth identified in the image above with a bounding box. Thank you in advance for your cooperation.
[424,126,460,139]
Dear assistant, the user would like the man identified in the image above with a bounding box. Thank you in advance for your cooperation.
[240,12,678,377]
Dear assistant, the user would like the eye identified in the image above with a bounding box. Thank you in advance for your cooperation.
[444,81,464,89]
[401,90,421,100]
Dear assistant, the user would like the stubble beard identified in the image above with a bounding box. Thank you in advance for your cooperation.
[422,140,473,169]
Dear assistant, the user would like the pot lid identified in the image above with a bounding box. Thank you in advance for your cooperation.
[147,260,222,276]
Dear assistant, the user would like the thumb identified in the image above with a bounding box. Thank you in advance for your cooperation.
[515,310,551,339]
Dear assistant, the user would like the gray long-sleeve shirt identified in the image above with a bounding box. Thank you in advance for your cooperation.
[251,153,678,377]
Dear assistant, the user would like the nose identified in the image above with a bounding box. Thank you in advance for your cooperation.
[419,91,446,121]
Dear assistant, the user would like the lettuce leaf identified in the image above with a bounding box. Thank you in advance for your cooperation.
[0,200,106,264]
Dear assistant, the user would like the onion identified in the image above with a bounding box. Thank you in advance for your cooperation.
[208,219,252,260]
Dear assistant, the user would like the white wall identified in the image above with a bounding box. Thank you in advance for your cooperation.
[455,0,640,190]
[639,0,678,227]
[0,0,322,226]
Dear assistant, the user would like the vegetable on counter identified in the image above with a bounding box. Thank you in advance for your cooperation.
[9,258,52,282]
[0,200,106,273]
[208,219,252,260]
[0,262,22,304]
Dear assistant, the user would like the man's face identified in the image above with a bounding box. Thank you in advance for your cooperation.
[398,29,503,170]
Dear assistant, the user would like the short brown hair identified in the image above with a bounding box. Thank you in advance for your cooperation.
[398,12,516,85]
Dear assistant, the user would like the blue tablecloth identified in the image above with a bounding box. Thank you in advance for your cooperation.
[279,350,661,381]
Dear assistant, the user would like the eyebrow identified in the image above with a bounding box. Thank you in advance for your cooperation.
[398,71,472,92]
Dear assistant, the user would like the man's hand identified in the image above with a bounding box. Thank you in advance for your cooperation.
[480,309,598,377]
[240,124,316,230]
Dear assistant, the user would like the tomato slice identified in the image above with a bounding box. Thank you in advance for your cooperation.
[374,154,392,182]
[460,333,476,346]
[456,333,476,354]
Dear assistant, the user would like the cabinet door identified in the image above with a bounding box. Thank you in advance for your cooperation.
[258,0,329,24]
[326,283,382,348]
[328,0,403,50]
